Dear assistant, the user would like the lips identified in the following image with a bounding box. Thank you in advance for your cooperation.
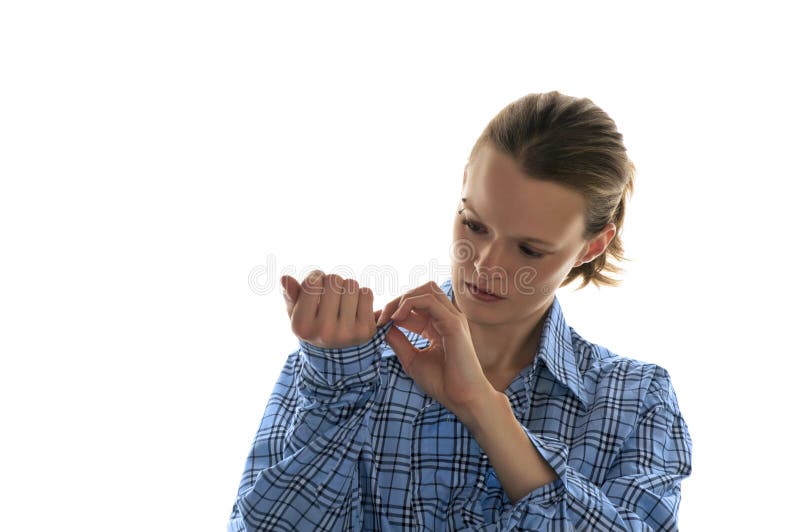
[466,282,505,299]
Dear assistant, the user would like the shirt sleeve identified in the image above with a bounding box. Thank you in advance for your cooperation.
[499,366,692,531]
[227,323,393,532]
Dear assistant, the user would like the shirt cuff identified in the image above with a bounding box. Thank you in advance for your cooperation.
[515,429,570,506]
[298,321,394,386]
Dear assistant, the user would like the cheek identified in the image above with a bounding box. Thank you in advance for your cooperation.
[452,242,477,267]
[508,260,564,297]
[451,228,476,263]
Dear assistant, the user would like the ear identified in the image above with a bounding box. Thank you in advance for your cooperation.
[574,223,617,266]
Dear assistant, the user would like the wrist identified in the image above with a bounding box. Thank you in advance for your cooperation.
[299,323,391,382]
[454,387,511,436]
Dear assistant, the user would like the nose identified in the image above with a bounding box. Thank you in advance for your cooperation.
[473,240,507,280]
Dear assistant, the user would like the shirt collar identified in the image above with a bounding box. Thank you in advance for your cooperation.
[440,277,588,409]
[534,296,589,408]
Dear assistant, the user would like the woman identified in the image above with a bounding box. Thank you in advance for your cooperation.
[227,91,692,531]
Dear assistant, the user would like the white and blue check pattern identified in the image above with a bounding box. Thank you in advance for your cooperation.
[228,278,692,531]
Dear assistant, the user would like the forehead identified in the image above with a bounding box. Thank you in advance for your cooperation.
[464,145,587,241]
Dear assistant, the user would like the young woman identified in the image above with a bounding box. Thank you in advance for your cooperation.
[227,91,692,531]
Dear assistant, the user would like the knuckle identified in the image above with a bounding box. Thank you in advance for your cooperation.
[344,278,359,295]
[321,275,332,290]
[303,270,324,283]
[331,275,358,296]
[301,271,325,295]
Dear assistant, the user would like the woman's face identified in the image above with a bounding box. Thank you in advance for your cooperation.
[450,144,612,326]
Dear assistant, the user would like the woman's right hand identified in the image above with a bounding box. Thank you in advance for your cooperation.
[280,271,381,349]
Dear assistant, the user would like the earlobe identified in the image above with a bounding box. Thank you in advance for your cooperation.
[574,242,593,267]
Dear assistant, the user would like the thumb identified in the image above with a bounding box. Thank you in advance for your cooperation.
[384,324,419,372]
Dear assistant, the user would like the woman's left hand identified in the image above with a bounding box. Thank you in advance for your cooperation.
[377,281,496,416]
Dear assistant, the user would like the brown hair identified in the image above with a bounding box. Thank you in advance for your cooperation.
[468,91,636,289]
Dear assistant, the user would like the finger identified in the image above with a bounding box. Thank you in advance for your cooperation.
[338,279,361,327]
[391,293,465,338]
[391,293,458,324]
[377,294,402,327]
[388,308,429,335]
[285,275,303,302]
[384,324,421,371]
[356,286,375,325]
[281,275,302,317]
[372,309,383,324]
[377,281,452,326]
[280,275,294,318]
[421,280,454,306]
[377,288,428,327]
[317,274,344,322]
[293,270,324,328]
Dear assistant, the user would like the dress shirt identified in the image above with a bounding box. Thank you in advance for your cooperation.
[227,277,692,531]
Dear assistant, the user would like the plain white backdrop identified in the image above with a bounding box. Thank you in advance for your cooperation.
[1,1,797,530]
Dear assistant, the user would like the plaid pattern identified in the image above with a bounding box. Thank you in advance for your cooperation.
[228,278,692,531]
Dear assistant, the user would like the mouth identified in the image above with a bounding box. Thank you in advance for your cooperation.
[465,282,506,300]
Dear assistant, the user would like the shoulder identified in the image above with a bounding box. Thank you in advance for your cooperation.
[569,327,681,414]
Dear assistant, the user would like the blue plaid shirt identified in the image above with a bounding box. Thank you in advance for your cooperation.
[228,278,692,531]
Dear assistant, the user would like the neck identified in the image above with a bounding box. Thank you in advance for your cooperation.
[468,298,552,376]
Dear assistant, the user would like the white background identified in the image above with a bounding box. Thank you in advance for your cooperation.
[1,1,797,530]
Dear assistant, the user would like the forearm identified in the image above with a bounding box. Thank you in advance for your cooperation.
[457,390,558,503]
[454,372,690,530]
[235,424,369,531]
[233,361,379,531]
[230,327,393,530]
[288,324,391,451]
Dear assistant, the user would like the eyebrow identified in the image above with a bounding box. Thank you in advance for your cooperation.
[461,197,556,248]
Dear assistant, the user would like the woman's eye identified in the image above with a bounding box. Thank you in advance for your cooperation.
[462,218,483,233]
[462,217,543,259]
[520,246,543,258]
